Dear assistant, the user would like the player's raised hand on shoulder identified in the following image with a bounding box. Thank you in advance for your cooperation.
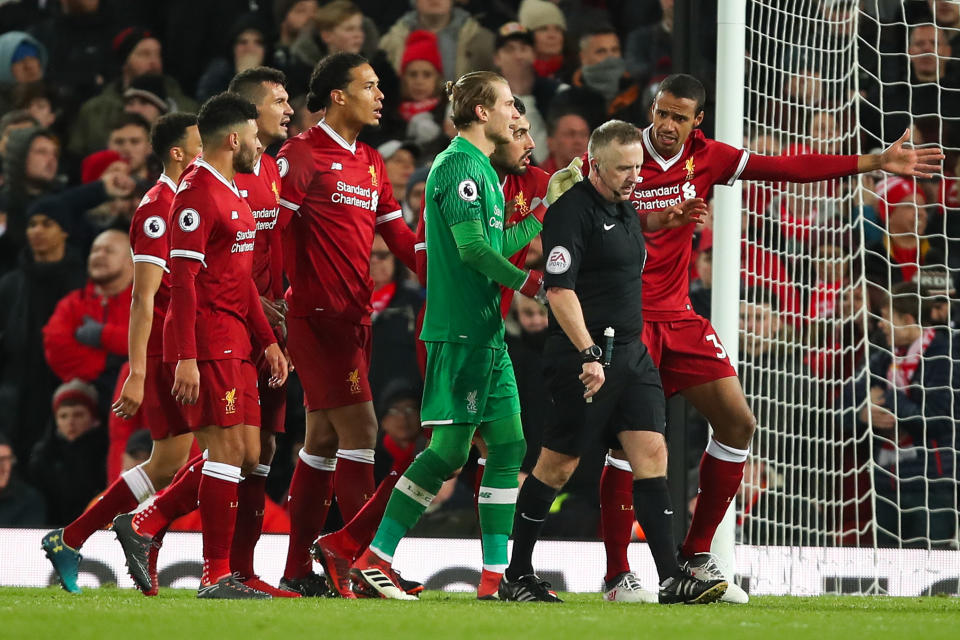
[879,128,944,178]
[265,343,288,388]
[172,358,200,405]
[659,197,707,229]
[546,156,584,205]
[112,371,145,420]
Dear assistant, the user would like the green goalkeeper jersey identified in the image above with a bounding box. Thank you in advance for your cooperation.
[421,135,508,348]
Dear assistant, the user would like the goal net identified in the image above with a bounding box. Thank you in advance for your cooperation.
[734,0,958,594]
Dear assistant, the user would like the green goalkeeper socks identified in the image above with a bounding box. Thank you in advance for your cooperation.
[370,425,474,560]
[476,415,526,572]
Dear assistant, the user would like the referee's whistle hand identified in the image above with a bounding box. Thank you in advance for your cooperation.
[580,361,605,399]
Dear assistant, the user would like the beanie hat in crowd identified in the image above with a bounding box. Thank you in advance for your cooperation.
[401,30,443,75]
[123,73,170,113]
[0,31,48,84]
[519,0,567,32]
[26,194,72,235]
[52,379,99,415]
[81,149,126,184]
[496,22,535,50]
[875,176,925,221]
[113,26,154,65]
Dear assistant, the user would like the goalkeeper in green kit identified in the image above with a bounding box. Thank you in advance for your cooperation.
[350,71,546,601]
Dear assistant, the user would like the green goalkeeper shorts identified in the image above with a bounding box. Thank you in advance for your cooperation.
[420,341,520,427]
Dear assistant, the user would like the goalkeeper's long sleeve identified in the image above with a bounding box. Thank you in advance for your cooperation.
[501,214,542,258]
[739,153,859,183]
[450,219,528,290]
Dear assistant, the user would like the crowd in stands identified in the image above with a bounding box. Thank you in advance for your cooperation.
[0,0,956,550]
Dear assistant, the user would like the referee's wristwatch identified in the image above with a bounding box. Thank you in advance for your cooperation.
[580,344,602,363]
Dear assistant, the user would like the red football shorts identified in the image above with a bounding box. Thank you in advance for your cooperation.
[287,314,372,411]
[642,315,737,398]
[255,350,286,433]
[142,355,191,439]
[169,358,260,429]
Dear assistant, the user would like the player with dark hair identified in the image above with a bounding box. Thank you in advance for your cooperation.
[223,66,300,598]
[41,113,202,595]
[585,73,943,602]
[114,92,288,600]
[347,71,543,600]
[274,52,418,593]
[313,96,553,599]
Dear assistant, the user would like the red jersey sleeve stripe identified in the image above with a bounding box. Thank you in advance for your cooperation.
[726,149,751,186]
[132,254,168,271]
[415,242,426,252]
[375,210,404,225]
[170,249,207,266]
[279,197,300,211]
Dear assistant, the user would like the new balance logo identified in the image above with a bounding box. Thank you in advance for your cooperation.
[331,162,343,170]
[663,509,674,515]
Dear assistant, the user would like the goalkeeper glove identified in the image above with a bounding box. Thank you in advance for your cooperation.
[545,156,584,206]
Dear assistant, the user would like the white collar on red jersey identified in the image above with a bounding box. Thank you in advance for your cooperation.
[318,118,357,154]
[252,156,261,177]
[642,124,685,172]
[194,158,241,197]
[158,173,177,193]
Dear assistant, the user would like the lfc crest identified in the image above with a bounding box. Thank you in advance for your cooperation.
[224,388,237,414]
[347,369,362,394]
[368,165,378,187]
[684,157,695,181]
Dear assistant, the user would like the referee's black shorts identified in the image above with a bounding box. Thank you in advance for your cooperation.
[541,339,666,457]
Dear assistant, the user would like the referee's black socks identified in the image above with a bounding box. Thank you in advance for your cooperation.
[632,476,683,583]
[505,475,557,581]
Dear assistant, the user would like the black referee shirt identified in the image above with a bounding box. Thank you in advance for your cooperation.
[541,179,646,352]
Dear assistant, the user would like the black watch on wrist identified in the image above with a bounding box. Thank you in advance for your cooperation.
[580,344,602,363]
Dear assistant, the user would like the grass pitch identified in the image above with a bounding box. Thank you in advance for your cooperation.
[1,587,957,640]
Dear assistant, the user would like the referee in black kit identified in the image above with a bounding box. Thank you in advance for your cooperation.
[500,120,726,605]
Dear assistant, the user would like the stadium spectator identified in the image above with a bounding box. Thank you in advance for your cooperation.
[11,82,58,134]
[372,378,427,481]
[288,1,401,144]
[493,22,558,164]
[850,283,958,548]
[395,30,447,151]
[106,112,152,180]
[0,431,47,527]
[0,110,38,166]
[369,234,424,407]
[518,0,569,80]
[195,14,268,103]
[927,0,960,56]
[0,31,47,115]
[42,228,132,419]
[120,428,152,471]
[122,74,170,124]
[506,295,550,474]
[688,232,712,319]
[0,126,61,274]
[68,27,197,157]
[29,379,107,525]
[624,0,673,88]
[862,24,960,147]
[272,0,319,72]
[287,93,324,139]
[377,140,419,205]
[558,27,646,123]
[540,110,589,174]
[379,0,495,82]
[29,0,118,108]
[402,165,428,226]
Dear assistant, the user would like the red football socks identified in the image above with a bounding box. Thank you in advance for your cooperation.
[230,465,268,579]
[283,451,335,580]
[62,470,143,548]
[681,449,746,556]
[198,461,241,585]
[334,449,375,522]
[133,453,204,538]
[599,462,635,582]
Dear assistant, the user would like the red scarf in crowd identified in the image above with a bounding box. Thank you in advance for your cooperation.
[371,281,396,318]
[399,97,439,122]
[887,327,936,387]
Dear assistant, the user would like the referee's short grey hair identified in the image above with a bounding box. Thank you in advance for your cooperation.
[587,119,643,160]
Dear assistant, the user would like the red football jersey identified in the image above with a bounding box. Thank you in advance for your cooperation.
[277,121,403,324]
[163,159,258,362]
[414,165,549,319]
[129,173,177,357]
[235,154,284,299]
[631,126,748,319]
[499,165,549,316]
